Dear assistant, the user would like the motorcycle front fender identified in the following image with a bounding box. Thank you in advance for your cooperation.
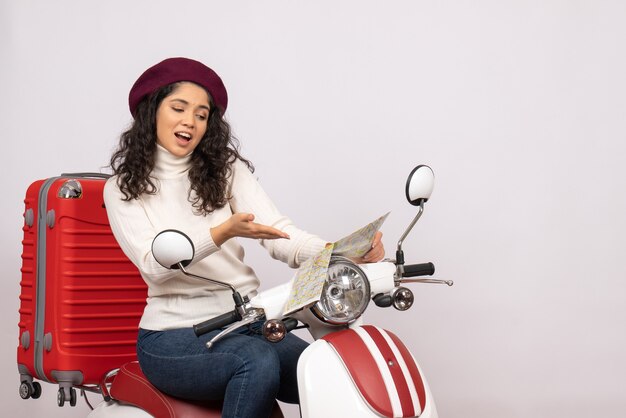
[297,326,438,418]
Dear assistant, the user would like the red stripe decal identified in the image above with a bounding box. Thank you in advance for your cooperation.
[323,329,393,417]
[362,326,415,417]
[387,330,427,412]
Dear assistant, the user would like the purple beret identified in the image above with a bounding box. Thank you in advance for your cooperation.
[128,57,228,117]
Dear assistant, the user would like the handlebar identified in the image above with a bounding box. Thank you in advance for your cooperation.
[193,310,242,337]
[284,317,299,333]
[402,262,435,277]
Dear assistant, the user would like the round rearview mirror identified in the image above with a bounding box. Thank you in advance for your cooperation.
[405,165,434,206]
[151,230,195,269]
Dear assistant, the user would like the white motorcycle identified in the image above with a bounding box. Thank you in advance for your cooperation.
[86,164,452,418]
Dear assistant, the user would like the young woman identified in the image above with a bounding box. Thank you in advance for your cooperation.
[104,57,384,418]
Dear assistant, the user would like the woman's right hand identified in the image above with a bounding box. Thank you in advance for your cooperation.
[210,213,290,247]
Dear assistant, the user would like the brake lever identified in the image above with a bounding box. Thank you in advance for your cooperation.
[400,278,454,286]
[205,309,263,349]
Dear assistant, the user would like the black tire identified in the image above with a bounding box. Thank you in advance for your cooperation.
[19,382,32,400]
[69,387,77,407]
[31,382,42,399]
[57,388,65,407]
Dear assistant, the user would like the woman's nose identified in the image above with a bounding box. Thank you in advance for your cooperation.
[182,111,194,127]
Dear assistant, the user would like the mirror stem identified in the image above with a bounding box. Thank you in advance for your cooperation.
[395,201,424,280]
[179,263,245,307]
[178,263,238,294]
[397,201,424,253]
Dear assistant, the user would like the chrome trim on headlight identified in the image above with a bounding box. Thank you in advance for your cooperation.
[310,256,371,325]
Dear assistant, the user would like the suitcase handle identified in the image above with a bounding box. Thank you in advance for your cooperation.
[61,172,111,179]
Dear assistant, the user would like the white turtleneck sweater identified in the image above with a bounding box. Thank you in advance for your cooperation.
[103,145,327,330]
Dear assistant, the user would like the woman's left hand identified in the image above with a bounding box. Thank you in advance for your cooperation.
[353,231,385,263]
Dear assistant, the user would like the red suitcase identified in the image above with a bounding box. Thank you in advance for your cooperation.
[17,173,147,406]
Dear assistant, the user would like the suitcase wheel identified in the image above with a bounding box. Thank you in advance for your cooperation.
[57,387,77,407]
[70,387,77,406]
[32,382,42,399]
[19,381,41,400]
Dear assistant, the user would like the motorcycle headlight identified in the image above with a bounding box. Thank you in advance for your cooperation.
[310,257,370,325]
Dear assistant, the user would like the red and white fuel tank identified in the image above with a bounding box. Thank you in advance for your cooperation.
[297,325,437,418]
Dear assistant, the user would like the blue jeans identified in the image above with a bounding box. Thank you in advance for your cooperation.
[136,321,308,418]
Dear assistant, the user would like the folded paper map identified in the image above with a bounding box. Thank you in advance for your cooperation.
[283,213,389,315]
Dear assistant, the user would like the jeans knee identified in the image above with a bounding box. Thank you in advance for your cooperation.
[238,343,281,390]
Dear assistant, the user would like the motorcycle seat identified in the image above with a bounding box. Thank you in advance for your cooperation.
[109,362,284,418]
[109,361,223,418]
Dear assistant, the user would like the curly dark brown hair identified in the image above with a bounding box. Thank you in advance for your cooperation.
[109,82,253,214]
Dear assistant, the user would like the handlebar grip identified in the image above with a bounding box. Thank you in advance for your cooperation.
[284,318,299,333]
[402,262,435,277]
[193,310,241,337]
[373,293,393,308]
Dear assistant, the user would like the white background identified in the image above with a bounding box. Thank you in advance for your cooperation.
[2,1,625,417]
